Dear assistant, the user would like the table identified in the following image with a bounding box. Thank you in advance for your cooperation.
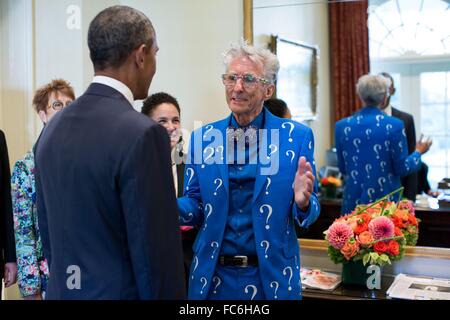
[303,275,394,300]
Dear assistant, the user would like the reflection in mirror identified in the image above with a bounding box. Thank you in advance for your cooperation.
[248,0,450,249]
[268,35,318,121]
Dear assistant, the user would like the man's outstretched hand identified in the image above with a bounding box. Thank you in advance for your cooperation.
[294,156,315,211]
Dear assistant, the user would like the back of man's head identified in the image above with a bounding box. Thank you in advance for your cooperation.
[88,6,154,71]
[356,74,389,107]
[379,72,394,88]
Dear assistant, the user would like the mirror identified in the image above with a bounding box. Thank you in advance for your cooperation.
[246,0,450,250]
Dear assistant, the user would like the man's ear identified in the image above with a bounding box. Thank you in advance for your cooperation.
[38,110,48,124]
[134,44,148,69]
[265,84,275,100]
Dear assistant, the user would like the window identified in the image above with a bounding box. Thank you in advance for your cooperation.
[369,0,450,189]
[369,0,450,57]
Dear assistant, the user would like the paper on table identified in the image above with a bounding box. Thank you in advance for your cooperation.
[387,273,450,300]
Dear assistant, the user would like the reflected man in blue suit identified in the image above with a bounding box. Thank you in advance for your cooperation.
[335,74,432,215]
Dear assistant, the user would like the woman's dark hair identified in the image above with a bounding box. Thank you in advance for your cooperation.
[264,98,289,118]
[141,92,180,117]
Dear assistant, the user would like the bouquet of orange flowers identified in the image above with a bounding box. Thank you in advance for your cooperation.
[320,176,342,198]
[320,176,342,188]
[324,188,419,267]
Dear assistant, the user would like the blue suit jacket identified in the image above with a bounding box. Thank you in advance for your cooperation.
[35,83,186,299]
[335,106,422,215]
[178,110,320,300]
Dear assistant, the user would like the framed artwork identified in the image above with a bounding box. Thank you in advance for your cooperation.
[269,35,319,121]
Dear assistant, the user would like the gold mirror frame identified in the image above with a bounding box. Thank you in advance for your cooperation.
[243,0,253,44]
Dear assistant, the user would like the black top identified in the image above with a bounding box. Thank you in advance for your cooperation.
[392,107,418,200]
[0,130,16,276]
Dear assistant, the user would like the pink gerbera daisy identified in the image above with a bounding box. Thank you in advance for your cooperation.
[369,216,395,240]
[327,222,353,249]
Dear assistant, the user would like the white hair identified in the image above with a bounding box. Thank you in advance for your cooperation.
[223,39,280,83]
[356,74,389,106]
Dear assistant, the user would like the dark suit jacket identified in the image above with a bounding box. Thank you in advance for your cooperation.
[35,83,186,300]
[392,107,418,200]
[176,163,185,197]
[0,130,16,278]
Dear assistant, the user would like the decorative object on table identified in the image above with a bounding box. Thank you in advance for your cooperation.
[320,176,342,198]
[300,267,341,291]
[324,187,420,286]
[387,273,450,300]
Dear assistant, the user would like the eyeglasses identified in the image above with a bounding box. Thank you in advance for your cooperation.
[221,73,271,90]
[48,100,72,111]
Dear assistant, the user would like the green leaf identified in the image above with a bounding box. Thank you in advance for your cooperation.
[363,253,370,266]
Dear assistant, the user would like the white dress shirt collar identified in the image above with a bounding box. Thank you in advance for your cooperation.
[92,75,134,106]
[383,103,393,116]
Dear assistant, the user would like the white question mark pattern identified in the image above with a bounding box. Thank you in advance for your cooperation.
[353,138,361,153]
[367,188,375,199]
[286,150,295,163]
[204,203,213,230]
[386,124,393,134]
[260,240,270,258]
[365,164,372,179]
[210,241,219,259]
[351,170,358,184]
[283,266,293,291]
[270,281,279,299]
[344,127,351,140]
[245,285,258,300]
[186,168,194,191]
[212,276,221,294]
[376,115,383,126]
[216,146,224,161]
[200,277,207,295]
[265,177,272,195]
[213,178,223,196]
[259,204,273,230]
[282,122,294,142]
[373,144,382,159]
[191,256,198,279]
[203,125,213,138]
[267,144,278,160]
[378,177,386,192]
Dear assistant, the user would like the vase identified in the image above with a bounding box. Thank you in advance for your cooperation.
[324,185,337,198]
[342,260,381,288]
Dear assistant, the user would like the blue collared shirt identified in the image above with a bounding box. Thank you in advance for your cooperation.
[220,110,264,256]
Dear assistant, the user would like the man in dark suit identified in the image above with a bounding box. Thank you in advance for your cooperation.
[34,6,185,299]
[0,129,17,297]
[380,72,419,201]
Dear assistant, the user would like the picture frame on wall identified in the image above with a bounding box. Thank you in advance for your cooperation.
[269,35,319,121]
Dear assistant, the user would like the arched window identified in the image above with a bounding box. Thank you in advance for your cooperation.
[369,0,450,191]
[369,0,450,57]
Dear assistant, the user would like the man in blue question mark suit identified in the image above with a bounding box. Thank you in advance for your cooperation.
[178,41,320,300]
[335,74,432,215]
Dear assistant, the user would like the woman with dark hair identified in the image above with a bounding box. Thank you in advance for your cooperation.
[141,92,197,289]
[264,98,292,119]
